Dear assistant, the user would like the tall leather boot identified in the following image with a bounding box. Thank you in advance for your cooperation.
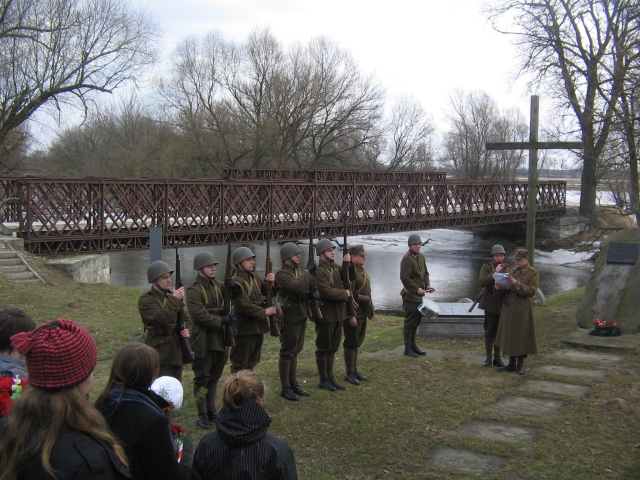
[482,337,493,367]
[290,356,309,396]
[344,348,359,385]
[499,356,516,372]
[279,356,292,388]
[493,345,506,368]
[403,325,418,357]
[410,326,426,355]
[354,348,368,381]
[516,355,526,375]
[317,352,336,391]
[327,353,346,390]
[205,380,218,421]
[194,388,210,429]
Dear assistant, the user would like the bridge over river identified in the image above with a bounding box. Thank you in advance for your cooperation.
[0,168,566,255]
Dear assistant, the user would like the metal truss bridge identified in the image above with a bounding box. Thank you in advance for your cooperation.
[0,168,566,255]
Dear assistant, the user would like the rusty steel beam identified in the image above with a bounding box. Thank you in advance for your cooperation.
[0,174,566,254]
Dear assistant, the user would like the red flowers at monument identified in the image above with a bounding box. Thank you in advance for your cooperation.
[589,319,621,336]
[0,375,27,418]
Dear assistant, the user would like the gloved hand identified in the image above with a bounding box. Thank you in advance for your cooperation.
[306,260,317,273]
[221,314,234,326]
[224,277,237,288]
[312,288,321,300]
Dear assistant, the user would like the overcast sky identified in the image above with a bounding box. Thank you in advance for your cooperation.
[129,0,537,125]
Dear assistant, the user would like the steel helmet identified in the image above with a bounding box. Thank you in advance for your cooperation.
[232,246,255,265]
[194,251,218,270]
[491,244,506,255]
[147,261,173,283]
[408,233,422,246]
[315,238,335,255]
[280,242,301,261]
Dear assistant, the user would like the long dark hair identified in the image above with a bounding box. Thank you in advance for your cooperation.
[95,342,160,408]
[0,385,128,480]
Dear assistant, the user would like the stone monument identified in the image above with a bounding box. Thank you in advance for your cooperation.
[576,228,640,333]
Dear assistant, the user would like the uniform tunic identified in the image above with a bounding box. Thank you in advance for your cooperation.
[494,264,539,356]
[275,263,313,358]
[314,259,348,355]
[343,264,373,349]
[185,274,229,395]
[399,251,430,327]
[478,260,504,337]
[138,288,190,378]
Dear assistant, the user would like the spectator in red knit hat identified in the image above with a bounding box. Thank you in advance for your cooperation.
[0,319,131,480]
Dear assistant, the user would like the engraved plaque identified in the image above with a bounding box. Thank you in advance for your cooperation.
[606,242,639,265]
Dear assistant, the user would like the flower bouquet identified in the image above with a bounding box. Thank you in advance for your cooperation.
[589,319,621,336]
[0,375,27,418]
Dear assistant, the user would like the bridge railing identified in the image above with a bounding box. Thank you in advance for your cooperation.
[0,174,566,254]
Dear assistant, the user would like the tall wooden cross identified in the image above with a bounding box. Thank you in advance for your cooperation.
[486,95,583,267]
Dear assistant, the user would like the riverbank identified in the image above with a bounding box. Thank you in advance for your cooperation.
[2,262,639,478]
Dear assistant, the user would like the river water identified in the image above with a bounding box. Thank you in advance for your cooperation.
[109,229,593,315]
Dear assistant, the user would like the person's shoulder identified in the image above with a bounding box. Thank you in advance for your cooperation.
[54,430,130,478]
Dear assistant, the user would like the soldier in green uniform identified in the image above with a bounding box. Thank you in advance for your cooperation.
[274,242,317,401]
[478,245,507,368]
[138,260,191,381]
[229,247,276,373]
[185,251,237,429]
[494,249,539,375]
[399,234,435,358]
[314,238,353,391]
[343,244,374,385]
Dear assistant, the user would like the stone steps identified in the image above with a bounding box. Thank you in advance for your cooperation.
[0,240,44,284]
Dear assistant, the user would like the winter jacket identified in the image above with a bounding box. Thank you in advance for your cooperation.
[0,353,27,378]
[192,397,297,480]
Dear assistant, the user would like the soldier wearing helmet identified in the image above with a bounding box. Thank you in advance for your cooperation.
[274,242,317,401]
[185,251,240,429]
[138,260,191,381]
[314,238,353,392]
[400,233,435,358]
[229,246,276,373]
[478,244,508,369]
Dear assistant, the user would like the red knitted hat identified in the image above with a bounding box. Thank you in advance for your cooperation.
[11,318,97,389]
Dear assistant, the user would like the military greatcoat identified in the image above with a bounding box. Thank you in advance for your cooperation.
[494,263,539,356]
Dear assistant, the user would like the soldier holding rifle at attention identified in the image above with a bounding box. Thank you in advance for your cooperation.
[400,234,435,358]
[185,251,241,429]
[138,260,192,381]
[478,245,507,368]
[343,244,373,385]
[275,242,319,401]
[314,238,353,392]
[229,247,277,373]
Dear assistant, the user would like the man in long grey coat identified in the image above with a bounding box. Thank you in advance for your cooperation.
[494,248,539,375]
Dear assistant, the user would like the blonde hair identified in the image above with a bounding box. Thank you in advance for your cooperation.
[222,370,266,409]
[0,385,128,480]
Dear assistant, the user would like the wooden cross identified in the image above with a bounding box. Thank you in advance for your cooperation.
[486,95,583,267]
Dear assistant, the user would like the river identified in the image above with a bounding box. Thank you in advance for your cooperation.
[108,229,593,315]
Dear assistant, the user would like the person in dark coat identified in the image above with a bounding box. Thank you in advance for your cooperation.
[494,248,540,375]
[95,343,191,480]
[0,307,35,378]
[477,245,507,368]
[191,370,298,480]
[0,318,130,480]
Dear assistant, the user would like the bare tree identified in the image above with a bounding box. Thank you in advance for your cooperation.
[484,0,640,223]
[0,0,160,168]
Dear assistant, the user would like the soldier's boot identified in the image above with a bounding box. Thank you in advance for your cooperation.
[279,356,292,389]
[195,396,211,430]
[354,349,368,381]
[289,356,309,396]
[403,326,418,357]
[206,381,218,422]
[483,337,493,367]
[493,345,506,368]
[516,355,526,375]
[327,353,346,390]
[410,327,426,355]
[343,348,360,385]
[499,356,517,372]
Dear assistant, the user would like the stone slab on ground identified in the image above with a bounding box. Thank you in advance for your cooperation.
[459,420,538,444]
[520,380,590,397]
[563,329,640,350]
[537,365,606,380]
[549,349,622,365]
[418,302,484,338]
[360,347,448,359]
[452,351,487,365]
[424,446,507,475]
[489,395,563,417]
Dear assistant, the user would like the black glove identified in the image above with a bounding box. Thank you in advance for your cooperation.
[224,277,237,288]
[221,314,234,326]
[306,260,317,273]
[312,288,321,300]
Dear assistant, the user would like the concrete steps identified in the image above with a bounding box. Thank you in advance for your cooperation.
[0,241,44,284]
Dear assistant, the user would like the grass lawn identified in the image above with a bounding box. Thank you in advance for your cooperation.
[3,257,639,479]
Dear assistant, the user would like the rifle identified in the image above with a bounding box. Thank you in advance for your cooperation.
[308,217,323,321]
[342,216,358,317]
[174,244,196,364]
[468,244,517,313]
[222,240,236,347]
[265,222,281,337]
